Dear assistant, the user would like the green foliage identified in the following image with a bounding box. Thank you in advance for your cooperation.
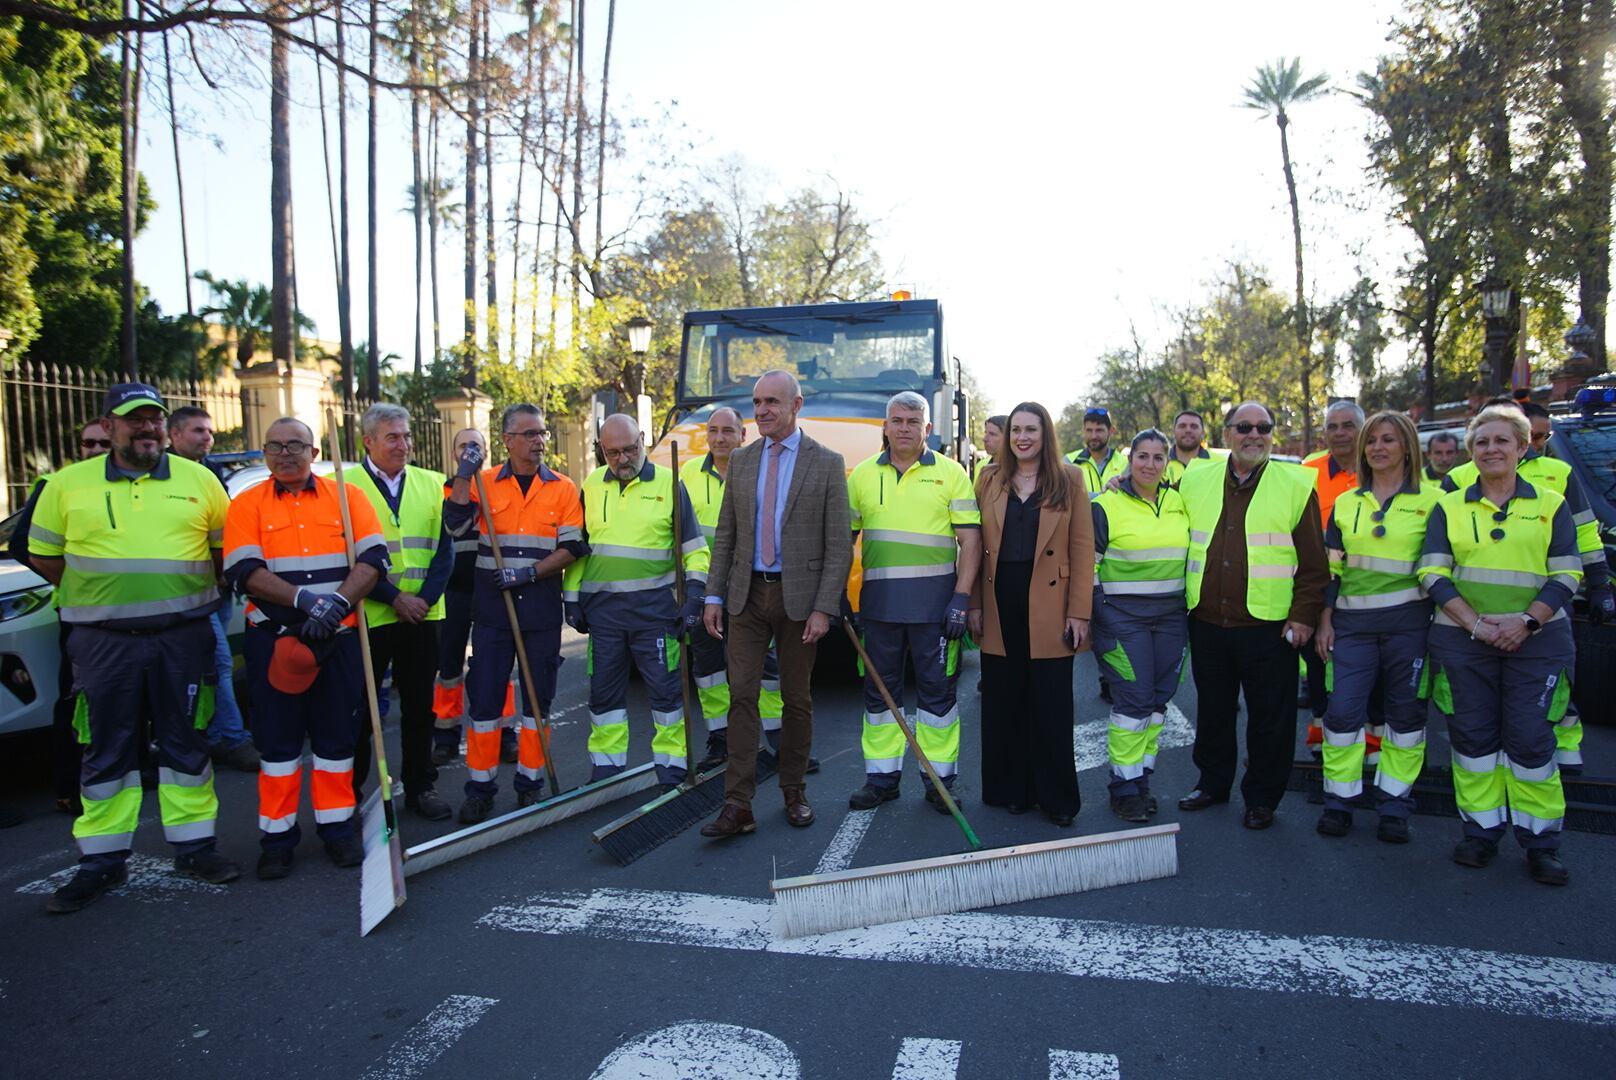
[1241,57,1331,118]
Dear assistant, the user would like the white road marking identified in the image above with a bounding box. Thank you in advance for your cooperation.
[891,1037,961,1079]
[14,853,228,902]
[1049,1048,1121,1080]
[588,1022,799,1079]
[480,887,1616,1025]
[1074,703,1193,772]
[357,994,498,1080]
[815,810,877,874]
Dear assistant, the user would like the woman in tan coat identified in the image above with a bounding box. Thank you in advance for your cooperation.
[967,401,1094,825]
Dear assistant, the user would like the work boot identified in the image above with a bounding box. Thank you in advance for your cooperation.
[431,743,457,767]
[1145,795,1159,817]
[1527,849,1569,886]
[1111,794,1150,823]
[256,849,294,880]
[516,785,548,809]
[325,834,364,868]
[1452,837,1499,868]
[848,784,900,810]
[695,733,728,773]
[1376,816,1410,844]
[175,849,241,884]
[1316,809,1353,837]
[924,785,957,816]
[407,788,452,821]
[210,740,262,772]
[45,863,129,913]
[459,795,494,824]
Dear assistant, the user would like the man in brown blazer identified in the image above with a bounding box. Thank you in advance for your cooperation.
[700,370,854,837]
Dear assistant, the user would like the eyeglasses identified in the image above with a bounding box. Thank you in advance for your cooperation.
[264,440,311,456]
[80,438,111,450]
[1229,422,1274,435]
[504,429,548,440]
[601,446,639,461]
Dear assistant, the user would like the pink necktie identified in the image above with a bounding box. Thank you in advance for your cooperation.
[761,441,785,567]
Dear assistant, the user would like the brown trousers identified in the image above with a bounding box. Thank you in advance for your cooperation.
[724,577,817,807]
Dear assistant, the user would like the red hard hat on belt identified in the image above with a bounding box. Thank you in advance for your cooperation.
[268,633,333,694]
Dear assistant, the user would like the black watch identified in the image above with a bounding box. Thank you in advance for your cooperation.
[1522,614,1542,634]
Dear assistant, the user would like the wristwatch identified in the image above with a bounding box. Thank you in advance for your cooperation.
[1520,613,1542,634]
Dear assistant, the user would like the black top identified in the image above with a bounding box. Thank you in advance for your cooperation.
[999,492,1041,563]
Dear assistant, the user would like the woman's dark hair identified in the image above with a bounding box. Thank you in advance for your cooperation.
[1130,428,1170,454]
[982,401,1070,513]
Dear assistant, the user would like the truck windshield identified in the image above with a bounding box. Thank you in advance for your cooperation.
[1561,424,1616,502]
[681,309,938,400]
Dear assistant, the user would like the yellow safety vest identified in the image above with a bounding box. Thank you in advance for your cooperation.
[350,462,447,626]
[1182,459,1314,621]
[1327,484,1440,611]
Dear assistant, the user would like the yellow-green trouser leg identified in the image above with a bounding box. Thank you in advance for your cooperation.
[1554,705,1582,772]
[860,622,960,790]
[585,634,631,780]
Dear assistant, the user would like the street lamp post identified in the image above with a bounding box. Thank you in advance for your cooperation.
[623,316,654,445]
[1478,275,1513,398]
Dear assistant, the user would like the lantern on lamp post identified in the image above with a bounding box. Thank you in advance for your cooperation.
[1478,275,1513,397]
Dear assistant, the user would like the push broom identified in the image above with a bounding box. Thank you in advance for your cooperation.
[325,410,407,937]
[592,441,745,864]
[395,452,661,878]
[767,620,1180,938]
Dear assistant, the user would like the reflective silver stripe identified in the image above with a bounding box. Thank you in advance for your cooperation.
[1416,553,1454,570]
[470,719,501,734]
[223,544,265,570]
[1344,554,1417,574]
[1556,748,1583,765]
[699,524,717,540]
[562,589,580,602]
[354,532,387,555]
[1110,761,1147,780]
[862,564,956,581]
[1185,559,1204,574]
[589,751,629,766]
[399,566,429,581]
[590,542,674,560]
[1375,773,1415,797]
[265,552,350,573]
[1103,579,1186,596]
[1581,550,1605,566]
[1508,808,1562,834]
[866,756,903,771]
[1458,806,1507,829]
[1454,566,1546,588]
[157,764,214,788]
[930,760,958,778]
[208,528,224,546]
[1323,728,1365,747]
[1189,530,1210,545]
[557,526,584,543]
[1102,546,1186,562]
[454,538,479,554]
[467,766,498,781]
[862,529,958,549]
[1547,555,1583,573]
[1572,508,1596,526]
[312,755,354,773]
[1326,548,1346,567]
[1502,755,1557,783]
[401,536,436,550]
[590,708,628,727]
[761,679,781,693]
[1248,564,1297,579]
[1335,587,1425,610]
[313,806,355,823]
[1107,711,1151,733]
[478,556,538,571]
[686,570,708,585]
[59,585,221,623]
[1556,712,1580,729]
[64,554,215,576]
[483,534,558,550]
[950,499,979,513]
[761,714,782,730]
[260,758,301,777]
[1453,751,1501,773]
[694,671,728,690]
[438,674,464,689]
[82,770,142,802]
[652,708,684,728]
[1550,573,1581,593]
[259,812,297,833]
[1383,727,1426,749]
[29,522,66,547]
[1324,777,1363,798]
[915,706,958,730]
[518,715,540,731]
[864,709,897,726]
[77,832,135,854]
[516,763,542,780]
[386,539,403,553]
[163,820,215,842]
[679,536,707,556]
[577,573,678,593]
[1248,532,1294,546]
[652,753,688,771]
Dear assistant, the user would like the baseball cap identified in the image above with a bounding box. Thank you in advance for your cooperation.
[103,382,169,417]
[268,634,330,694]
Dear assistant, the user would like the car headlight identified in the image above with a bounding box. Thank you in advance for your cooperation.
[0,586,53,623]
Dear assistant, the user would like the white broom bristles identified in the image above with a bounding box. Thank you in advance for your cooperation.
[360,788,406,936]
[770,824,1179,939]
[401,764,659,877]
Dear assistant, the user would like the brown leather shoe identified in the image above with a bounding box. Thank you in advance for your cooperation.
[783,786,815,828]
[700,803,756,839]
[1243,806,1275,830]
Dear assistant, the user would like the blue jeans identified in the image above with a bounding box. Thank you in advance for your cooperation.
[206,608,249,748]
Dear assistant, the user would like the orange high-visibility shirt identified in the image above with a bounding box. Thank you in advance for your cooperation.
[1302,455,1357,528]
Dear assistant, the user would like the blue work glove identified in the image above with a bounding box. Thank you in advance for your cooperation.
[454,440,484,481]
[564,601,589,634]
[678,589,704,635]
[295,588,349,640]
[1588,582,1616,626]
[498,564,538,591]
[943,592,970,641]
[839,592,859,634]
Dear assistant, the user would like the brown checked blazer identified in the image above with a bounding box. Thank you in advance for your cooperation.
[708,430,853,622]
[969,463,1095,658]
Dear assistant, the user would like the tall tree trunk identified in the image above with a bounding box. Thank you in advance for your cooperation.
[1276,109,1312,448]
[161,31,196,385]
[592,0,613,292]
[119,2,138,378]
[270,18,297,373]
[428,97,442,363]
[462,0,481,385]
[1562,0,1612,371]
[410,42,424,377]
[365,0,381,400]
[528,3,552,367]
[483,12,498,364]
[315,20,343,357]
[509,0,537,365]
[548,0,575,350]
[569,0,586,334]
[336,6,355,402]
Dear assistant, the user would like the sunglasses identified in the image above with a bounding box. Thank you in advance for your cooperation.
[1083,409,1110,421]
[1371,509,1386,538]
[1229,422,1274,435]
[1490,509,1508,541]
[81,438,111,450]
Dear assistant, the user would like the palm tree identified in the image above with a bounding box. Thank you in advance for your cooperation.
[366,0,381,400]
[269,12,298,373]
[161,31,196,385]
[196,272,273,367]
[1241,58,1329,448]
[593,0,614,290]
[463,0,481,384]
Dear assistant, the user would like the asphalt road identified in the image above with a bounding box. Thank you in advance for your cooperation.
[2,630,1613,1079]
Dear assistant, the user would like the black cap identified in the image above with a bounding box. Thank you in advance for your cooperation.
[102,382,168,417]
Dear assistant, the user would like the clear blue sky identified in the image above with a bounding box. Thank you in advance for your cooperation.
[133,0,1403,413]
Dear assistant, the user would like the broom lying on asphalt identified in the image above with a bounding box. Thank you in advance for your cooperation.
[766,621,1180,939]
[591,440,760,865]
[325,410,407,937]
